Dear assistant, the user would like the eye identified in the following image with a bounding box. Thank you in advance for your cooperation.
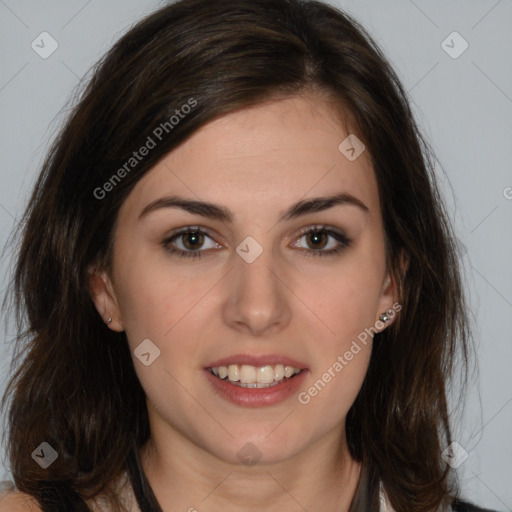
[291,225,351,257]
[162,227,220,259]
[162,224,351,260]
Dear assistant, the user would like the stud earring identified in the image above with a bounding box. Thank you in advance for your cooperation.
[379,309,393,323]
[107,317,112,325]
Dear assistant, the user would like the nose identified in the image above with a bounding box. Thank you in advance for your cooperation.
[222,242,292,337]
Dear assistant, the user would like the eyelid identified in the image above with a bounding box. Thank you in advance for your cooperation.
[293,224,347,239]
[164,225,218,242]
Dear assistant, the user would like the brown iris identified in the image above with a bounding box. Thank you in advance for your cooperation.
[182,231,204,250]
[305,230,328,250]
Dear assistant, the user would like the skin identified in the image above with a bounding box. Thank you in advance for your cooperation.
[89,92,400,511]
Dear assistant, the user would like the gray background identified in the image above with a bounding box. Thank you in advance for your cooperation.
[0,0,511,510]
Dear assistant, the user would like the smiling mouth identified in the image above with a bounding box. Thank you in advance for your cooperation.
[207,363,303,388]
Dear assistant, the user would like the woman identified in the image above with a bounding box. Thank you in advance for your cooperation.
[0,0,499,510]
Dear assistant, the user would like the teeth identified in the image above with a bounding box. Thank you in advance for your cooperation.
[209,363,302,386]
[240,365,257,384]
[257,365,274,384]
[274,364,284,380]
[284,366,295,378]
[228,364,240,382]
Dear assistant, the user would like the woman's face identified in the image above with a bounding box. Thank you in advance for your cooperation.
[90,93,398,466]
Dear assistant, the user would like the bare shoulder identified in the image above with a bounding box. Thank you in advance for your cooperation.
[0,491,43,511]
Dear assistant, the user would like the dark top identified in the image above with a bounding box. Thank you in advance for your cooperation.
[452,502,501,512]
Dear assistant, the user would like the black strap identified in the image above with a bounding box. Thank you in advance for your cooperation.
[349,460,381,512]
[126,445,163,512]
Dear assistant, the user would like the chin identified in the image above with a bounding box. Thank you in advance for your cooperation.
[201,430,310,468]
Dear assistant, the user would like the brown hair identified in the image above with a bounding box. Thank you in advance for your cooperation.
[1,0,473,511]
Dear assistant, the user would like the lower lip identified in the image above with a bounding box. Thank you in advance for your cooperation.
[204,369,308,407]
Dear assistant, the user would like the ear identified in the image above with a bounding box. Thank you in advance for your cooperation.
[87,265,124,332]
[375,249,409,331]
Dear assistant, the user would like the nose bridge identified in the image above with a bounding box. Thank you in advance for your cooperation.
[222,234,291,335]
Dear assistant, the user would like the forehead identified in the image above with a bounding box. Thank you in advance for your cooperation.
[118,94,379,225]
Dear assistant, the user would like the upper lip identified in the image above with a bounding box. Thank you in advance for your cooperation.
[205,354,307,369]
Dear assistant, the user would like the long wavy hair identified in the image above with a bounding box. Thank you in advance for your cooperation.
[1,0,473,511]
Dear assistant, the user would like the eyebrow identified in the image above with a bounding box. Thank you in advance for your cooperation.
[138,192,369,223]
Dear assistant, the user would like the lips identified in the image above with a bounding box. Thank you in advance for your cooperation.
[204,354,308,407]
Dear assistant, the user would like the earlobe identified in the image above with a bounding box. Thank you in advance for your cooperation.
[87,265,124,331]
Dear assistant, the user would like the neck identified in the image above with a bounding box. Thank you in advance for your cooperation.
[137,427,362,512]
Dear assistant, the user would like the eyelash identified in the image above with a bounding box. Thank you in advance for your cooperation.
[162,225,351,260]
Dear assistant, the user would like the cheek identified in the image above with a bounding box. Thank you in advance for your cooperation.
[116,267,206,412]
[298,265,383,346]
[112,249,209,346]
[297,336,371,440]
[294,252,382,401]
